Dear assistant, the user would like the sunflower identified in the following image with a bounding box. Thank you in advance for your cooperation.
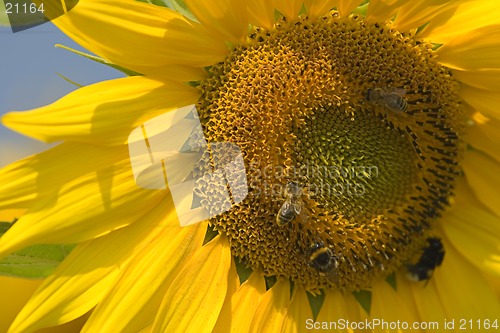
[1,0,500,332]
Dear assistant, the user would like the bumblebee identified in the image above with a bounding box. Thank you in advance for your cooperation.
[308,241,337,273]
[407,237,445,282]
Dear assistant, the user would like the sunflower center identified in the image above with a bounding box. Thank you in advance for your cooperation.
[196,13,465,291]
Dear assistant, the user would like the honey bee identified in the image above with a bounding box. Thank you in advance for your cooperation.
[407,237,445,283]
[365,87,408,112]
[276,181,303,226]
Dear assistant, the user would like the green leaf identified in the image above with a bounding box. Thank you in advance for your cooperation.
[0,243,75,279]
[0,219,75,279]
[55,44,142,77]
[0,219,73,278]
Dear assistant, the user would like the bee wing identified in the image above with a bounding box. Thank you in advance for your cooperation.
[292,201,302,214]
[392,88,407,96]
[279,200,292,215]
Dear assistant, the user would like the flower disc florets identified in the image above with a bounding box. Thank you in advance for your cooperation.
[196,12,465,291]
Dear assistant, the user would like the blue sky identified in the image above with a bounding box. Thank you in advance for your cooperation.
[0,22,123,166]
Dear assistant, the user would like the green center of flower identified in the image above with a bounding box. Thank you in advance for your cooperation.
[196,12,465,291]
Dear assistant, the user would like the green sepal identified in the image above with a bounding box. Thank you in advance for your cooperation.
[0,222,13,236]
[353,3,369,16]
[55,44,142,77]
[136,0,169,7]
[264,275,277,290]
[136,0,197,21]
[0,244,75,279]
[202,224,219,245]
[234,256,253,285]
[307,290,325,321]
[385,272,397,290]
[56,72,83,87]
[0,218,18,236]
[352,289,372,314]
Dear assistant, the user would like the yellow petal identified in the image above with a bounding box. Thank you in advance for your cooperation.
[246,0,276,29]
[365,0,407,23]
[185,0,249,42]
[212,271,267,333]
[2,76,199,145]
[53,0,228,74]
[8,199,175,333]
[274,0,304,18]
[437,25,500,71]
[432,234,500,319]
[0,209,25,221]
[303,0,338,19]
[419,0,500,44]
[452,69,500,91]
[204,258,241,332]
[409,222,498,324]
[280,287,312,333]
[82,222,206,333]
[460,85,500,121]
[444,209,500,278]
[0,143,124,210]
[249,280,290,333]
[337,0,363,17]
[394,0,463,33]
[152,236,232,333]
[316,290,365,332]
[208,257,239,333]
[371,279,422,332]
[466,112,500,163]
[486,274,500,296]
[441,180,500,277]
[407,228,452,322]
[154,64,208,82]
[462,150,500,217]
[0,147,165,257]
[137,325,152,333]
[226,257,241,298]
[393,272,422,320]
[0,277,41,333]
[409,275,448,326]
